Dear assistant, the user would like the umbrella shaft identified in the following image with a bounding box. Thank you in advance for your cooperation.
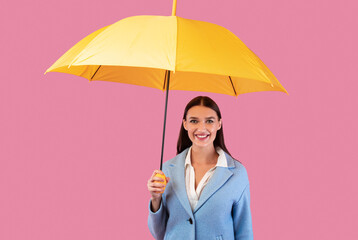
[160,70,170,170]
[172,0,177,16]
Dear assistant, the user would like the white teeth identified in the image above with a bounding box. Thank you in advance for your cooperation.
[196,135,208,138]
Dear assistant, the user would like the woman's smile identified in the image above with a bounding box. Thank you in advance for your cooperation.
[195,134,210,140]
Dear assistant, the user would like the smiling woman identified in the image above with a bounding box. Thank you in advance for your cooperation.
[147,96,253,240]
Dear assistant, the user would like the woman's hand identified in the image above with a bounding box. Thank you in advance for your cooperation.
[147,170,170,201]
[148,170,170,213]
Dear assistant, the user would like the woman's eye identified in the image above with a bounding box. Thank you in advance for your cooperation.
[207,120,213,123]
[190,120,197,123]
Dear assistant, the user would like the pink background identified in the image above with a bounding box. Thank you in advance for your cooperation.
[1,0,357,239]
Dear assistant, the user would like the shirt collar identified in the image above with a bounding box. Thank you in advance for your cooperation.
[185,146,228,168]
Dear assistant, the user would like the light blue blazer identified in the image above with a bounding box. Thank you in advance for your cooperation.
[148,147,253,240]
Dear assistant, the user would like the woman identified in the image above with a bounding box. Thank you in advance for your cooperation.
[147,96,253,240]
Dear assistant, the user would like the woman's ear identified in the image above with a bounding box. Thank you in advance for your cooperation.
[183,119,187,130]
[218,119,222,130]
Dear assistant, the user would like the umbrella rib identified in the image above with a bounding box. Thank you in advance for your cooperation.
[228,76,237,96]
[91,65,102,80]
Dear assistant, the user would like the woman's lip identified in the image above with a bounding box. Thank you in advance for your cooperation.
[195,134,209,140]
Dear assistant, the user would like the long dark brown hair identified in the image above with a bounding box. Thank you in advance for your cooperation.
[176,96,238,162]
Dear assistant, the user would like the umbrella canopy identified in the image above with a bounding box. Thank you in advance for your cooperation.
[45,1,288,171]
[45,15,287,96]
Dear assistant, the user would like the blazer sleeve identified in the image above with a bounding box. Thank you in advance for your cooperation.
[148,196,168,240]
[232,183,254,240]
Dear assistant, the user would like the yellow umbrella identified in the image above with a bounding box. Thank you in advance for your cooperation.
[45,0,288,171]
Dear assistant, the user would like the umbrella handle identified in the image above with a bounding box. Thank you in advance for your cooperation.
[154,172,167,193]
[172,0,177,16]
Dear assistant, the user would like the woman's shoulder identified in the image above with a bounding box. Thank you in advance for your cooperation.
[225,153,250,184]
[166,148,189,164]
[161,148,190,173]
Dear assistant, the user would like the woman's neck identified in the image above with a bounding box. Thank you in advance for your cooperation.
[190,145,218,166]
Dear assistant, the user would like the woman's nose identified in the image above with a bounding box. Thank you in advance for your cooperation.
[198,121,206,130]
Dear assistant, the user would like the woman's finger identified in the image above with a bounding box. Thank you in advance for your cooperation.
[147,181,165,188]
[148,187,165,193]
[148,180,165,187]
[150,170,164,179]
[151,182,166,187]
[151,177,165,182]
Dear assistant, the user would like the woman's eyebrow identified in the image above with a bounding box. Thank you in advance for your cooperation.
[188,116,216,119]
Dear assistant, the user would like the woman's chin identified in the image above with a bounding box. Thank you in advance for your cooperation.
[192,140,213,148]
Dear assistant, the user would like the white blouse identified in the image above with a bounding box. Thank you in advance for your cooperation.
[184,146,228,211]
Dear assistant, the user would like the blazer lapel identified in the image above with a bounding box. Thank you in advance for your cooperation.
[167,149,236,216]
[193,152,235,214]
[167,148,194,219]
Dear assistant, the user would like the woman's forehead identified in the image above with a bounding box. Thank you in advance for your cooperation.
[186,106,218,118]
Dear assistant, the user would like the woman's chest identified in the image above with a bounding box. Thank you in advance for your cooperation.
[193,165,216,190]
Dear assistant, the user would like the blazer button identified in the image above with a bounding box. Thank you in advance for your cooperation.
[188,218,193,224]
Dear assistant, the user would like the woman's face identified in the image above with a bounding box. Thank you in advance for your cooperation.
[183,105,222,149]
